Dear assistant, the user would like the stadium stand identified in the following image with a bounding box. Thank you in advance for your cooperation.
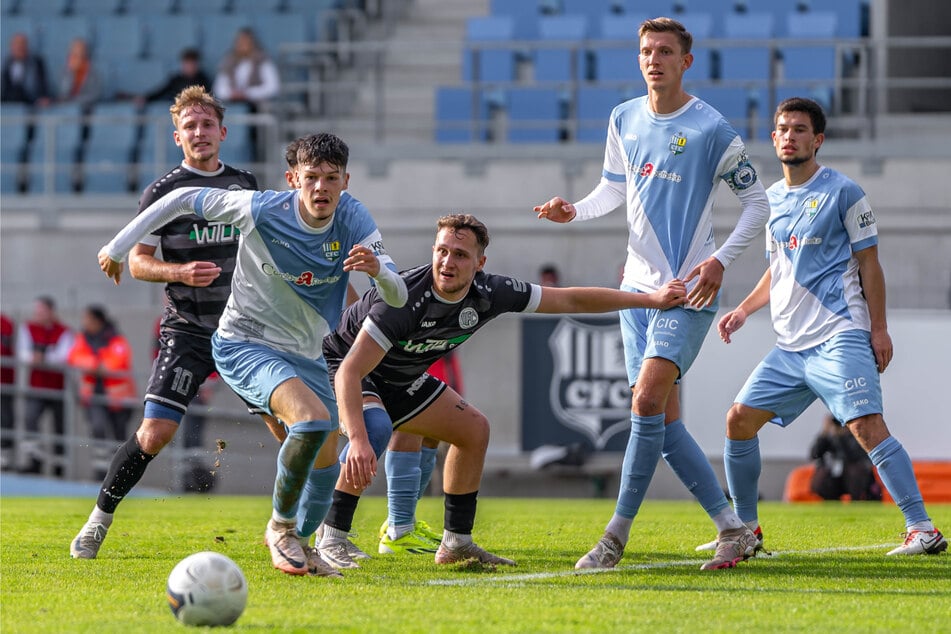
[434,86,490,143]
[505,86,562,143]
[0,102,29,193]
[533,14,588,83]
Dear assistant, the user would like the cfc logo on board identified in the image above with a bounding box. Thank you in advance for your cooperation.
[322,241,341,261]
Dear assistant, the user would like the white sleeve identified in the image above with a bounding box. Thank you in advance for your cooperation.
[712,180,770,268]
[245,61,280,101]
[15,324,32,362]
[102,188,205,262]
[46,330,74,365]
[573,178,626,221]
[371,264,408,308]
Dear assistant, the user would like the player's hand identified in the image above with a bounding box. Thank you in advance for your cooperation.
[534,197,576,223]
[178,261,222,287]
[684,256,724,308]
[343,436,377,490]
[343,245,380,278]
[717,308,747,343]
[870,328,893,373]
[98,247,124,285]
[651,279,687,309]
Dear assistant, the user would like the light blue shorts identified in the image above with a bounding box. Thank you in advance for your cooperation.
[619,284,717,386]
[734,329,883,427]
[212,332,338,430]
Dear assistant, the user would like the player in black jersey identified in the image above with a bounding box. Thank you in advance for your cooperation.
[316,214,687,568]
[71,86,258,559]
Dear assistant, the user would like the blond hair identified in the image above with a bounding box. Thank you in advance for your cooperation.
[169,85,225,128]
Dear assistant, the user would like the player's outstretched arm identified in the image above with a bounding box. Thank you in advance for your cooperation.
[718,268,771,343]
[536,279,687,314]
[129,244,222,287]
[343,245,408,307]
[335,328,389,490]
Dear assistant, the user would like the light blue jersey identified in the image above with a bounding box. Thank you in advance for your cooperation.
[596,96,765,293]
[104,187,396,360]
[765,166,877,351]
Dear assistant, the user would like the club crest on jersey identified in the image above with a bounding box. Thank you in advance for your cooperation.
[322,240,341,261]
[459,307,479,329]
[669,132,687,155]
[802,196,820,219]
[547,318,631,449]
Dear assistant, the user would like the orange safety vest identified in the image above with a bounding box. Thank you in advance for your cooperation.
[68,333,136,410]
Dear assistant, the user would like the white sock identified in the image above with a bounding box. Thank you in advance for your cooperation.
[89,507,113,527]
[322,525,350,544]
[908,520,935,533]
[745,520,759,532]
[712,507,745,532]
[605,514,633,546]
[442,530,472,548]
[388,523,414,540]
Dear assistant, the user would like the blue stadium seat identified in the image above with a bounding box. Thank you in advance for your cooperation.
[505,87,562,143]
[173,0,230,13]
[122,0,176,13]
[39,16,93,76]
[488,0,540,39]
[575,86,624,143]
[678,12,714,39]
[775,85,833,112]
[821,0,864,37]
[592,15,645,84]
[201,14,254,72]
[81,101,138,193]
[227,0,283,12]
[137,100,181,184]
[785,11,838,37]
[534,15,588,83]
[781,47,837,81]
[24,103,85,193]
[462,17,517,83]
[560,0,617,22]
[695,86,751,128]
[92,15,145,64]
[144,15,200,67]
[71,0,122,13]
[719,12,775,82]
[434,86,490,143]
[219,100,254,164]
[0,103,30,193]
[254,12,312,53]
[723,11,775,38]
[112,58,165,96]
[13,0,67,16]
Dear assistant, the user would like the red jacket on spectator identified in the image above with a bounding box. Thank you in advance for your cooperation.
[18,320,71,391]
[68,330,136,411]
[0,314,14,385]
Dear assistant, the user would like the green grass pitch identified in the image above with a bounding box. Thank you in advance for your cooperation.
[1,496,948,633]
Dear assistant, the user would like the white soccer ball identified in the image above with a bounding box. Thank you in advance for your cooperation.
[166,551,248,627]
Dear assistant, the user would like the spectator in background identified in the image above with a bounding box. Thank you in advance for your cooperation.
[539,264,561,287]
[68,306,136,482]
[138,48,212,105]
[1,313,15,471]
[15,296,74,476]
[57,38,103,110]
[1,33,51,106]
[213,28,280,108]
[810,414,881,502]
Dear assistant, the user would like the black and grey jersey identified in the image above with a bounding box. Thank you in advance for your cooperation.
[323,264,542,386]
[137,162,258,337]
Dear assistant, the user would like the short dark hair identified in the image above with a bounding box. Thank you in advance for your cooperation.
[639,17,693,54]
[284,137,301,169]
[294,133,349,171]
[436,214,490,253]
[774,97,827,135]
[35,295,55,311]
[180,47,201,62]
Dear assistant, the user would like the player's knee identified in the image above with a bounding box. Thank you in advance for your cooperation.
[631,390,664,416]
[846,414,889,452]
[725,405,760,440]
[465,411,490,452]
[137,418,179,454]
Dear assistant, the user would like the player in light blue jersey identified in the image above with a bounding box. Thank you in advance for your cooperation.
[97,133,409,577]
[704,97,946,562]
[534,17,771,571]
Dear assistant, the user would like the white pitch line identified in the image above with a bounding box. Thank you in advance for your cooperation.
[426,543,896,587]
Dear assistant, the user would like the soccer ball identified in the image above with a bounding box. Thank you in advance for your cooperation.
[166,552,248,627]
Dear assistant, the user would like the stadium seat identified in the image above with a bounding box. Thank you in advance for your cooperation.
[92,15,145,64]
[782,464,824,502]
[534,15,588,83]
[434,86,490,144]
[785,11,838,38]
[575,86,625,143]
[254,12,312,54]
[462,17,517,84]
[821,0,865,37]
[677,11,714,39]
[505,87,562,143]
[200,14,254,72]
[560,0,618,22]
[38,16,93,76]
[136,100,182,185]
[173,0,230,13]
[112,58,166,97]
[70,0,122,13]
[0,103,30,194]
[144,15,200,66]
[81,102,139,193]
[24,103,85,193]
[591,15,646,84]
[695,86,755,132]
[219,100,254,165]
[227,0,283,13]
[12,0,67,17]
[122,0,176,13]
[488,0,540,39]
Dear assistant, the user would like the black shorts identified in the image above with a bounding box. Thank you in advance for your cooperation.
[145,330,219,414]
[326,355,446,427]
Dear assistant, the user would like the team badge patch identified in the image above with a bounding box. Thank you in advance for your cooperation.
[459,307,479,329]
[322,240,341,261]
[802,196,820,219]
[669,132,687,155]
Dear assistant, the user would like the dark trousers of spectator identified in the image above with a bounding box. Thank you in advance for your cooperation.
[811,463,882,501]
[86,405,133,481]
[21,396,65,476]
[1,394,14,470]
